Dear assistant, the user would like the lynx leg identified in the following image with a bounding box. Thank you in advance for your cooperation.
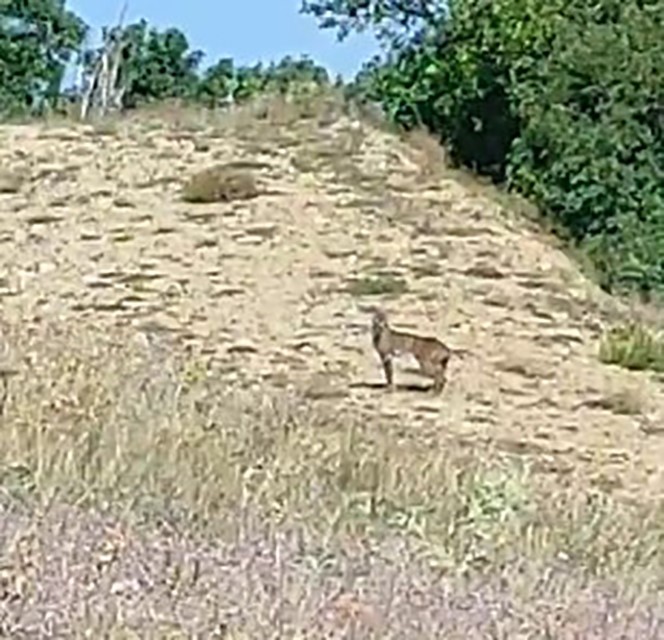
[432,356,450,394]
[380,354,395,390]
[432,370,447,394]
[420,354,449,394]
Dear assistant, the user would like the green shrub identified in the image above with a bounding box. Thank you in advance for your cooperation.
[506,2,664,293]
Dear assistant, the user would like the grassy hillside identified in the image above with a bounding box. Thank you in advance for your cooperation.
[0,96,663,637]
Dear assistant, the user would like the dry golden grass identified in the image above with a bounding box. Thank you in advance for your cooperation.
[1,91,664,634]
[0,317,663,581]
[595,385,647,416]
[401,125,449,180]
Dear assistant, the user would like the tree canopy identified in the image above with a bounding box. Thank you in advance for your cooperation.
[0,0,87,114]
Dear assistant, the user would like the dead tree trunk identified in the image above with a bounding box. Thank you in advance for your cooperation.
[80,2,129,120]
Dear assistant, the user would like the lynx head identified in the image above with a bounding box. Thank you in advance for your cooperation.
[368,306,389,342]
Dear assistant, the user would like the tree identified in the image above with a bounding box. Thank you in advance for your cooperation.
[0,0,87,115]
[82,19,204,110]
[197,57,237,107]
[301,0,447,48]
[197,54,331,107]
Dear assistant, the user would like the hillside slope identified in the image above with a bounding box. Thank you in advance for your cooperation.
[1,103,663,502]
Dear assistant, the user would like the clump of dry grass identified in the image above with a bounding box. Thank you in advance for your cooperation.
[181,163,260,203]
[90,120,120,137]
[595,385,647,416]
[402,125,448,179]
[243,88,346,127]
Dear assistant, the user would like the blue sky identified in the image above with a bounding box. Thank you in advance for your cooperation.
[67,0,380,79]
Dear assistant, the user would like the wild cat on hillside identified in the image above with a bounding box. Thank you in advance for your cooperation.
[369,307,465,394]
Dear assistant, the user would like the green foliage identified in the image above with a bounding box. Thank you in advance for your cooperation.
[305,0,664,296]
[300,0,448,46]
[0,0,87,115]
[197,57,244,107]
[347,274,408,296]
[197,55,330,107]
[506,1,664,294]
[0,3,332,117]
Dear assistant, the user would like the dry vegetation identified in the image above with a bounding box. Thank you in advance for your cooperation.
[0,93,664,636]
[181,163,261,204]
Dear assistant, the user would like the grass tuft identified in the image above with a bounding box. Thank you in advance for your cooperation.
[181,163,260,203]
[599,322,664,373]
[347,274,409,297]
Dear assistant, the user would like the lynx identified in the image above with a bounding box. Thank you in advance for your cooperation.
[370,307,455,394]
